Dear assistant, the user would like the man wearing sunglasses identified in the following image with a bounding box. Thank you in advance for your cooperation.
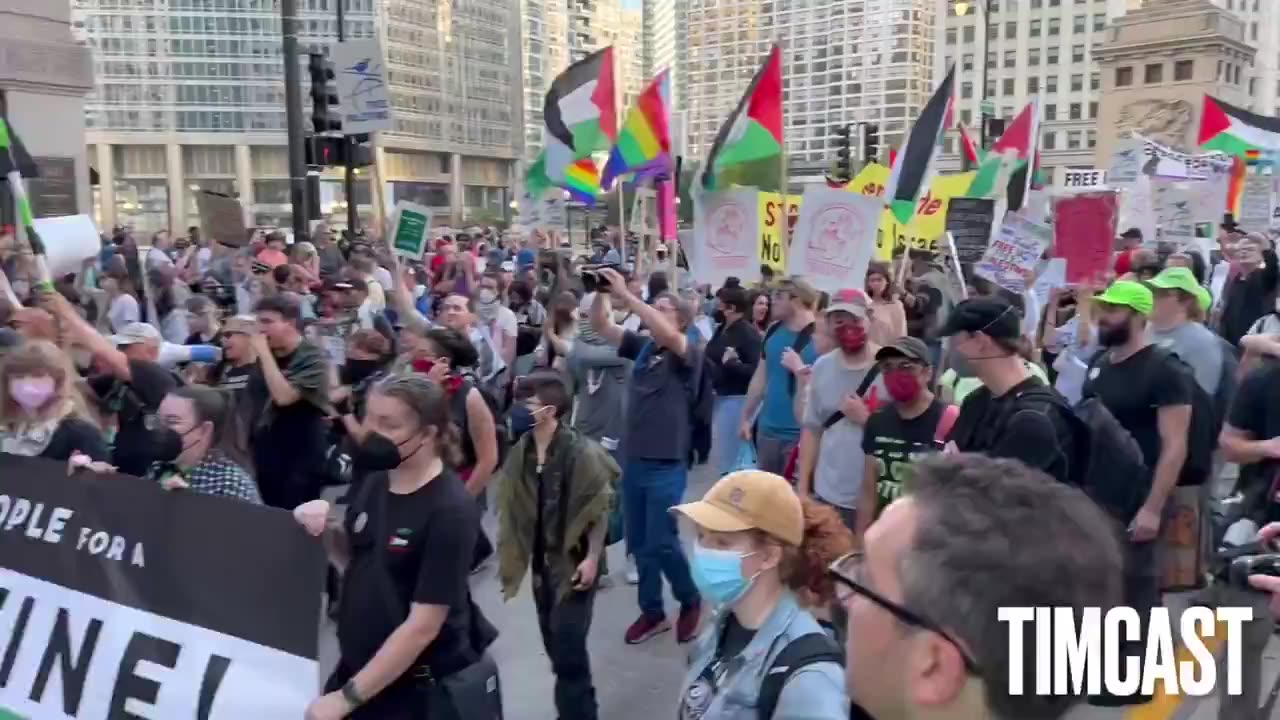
[831,453,1123,720]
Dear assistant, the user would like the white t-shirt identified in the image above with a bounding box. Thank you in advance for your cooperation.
[108,294,140,332]
[372,266,394,294]
[145,247,174,273]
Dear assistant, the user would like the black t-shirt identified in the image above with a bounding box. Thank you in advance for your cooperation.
[1083,345,1194,472]
[248,341,329,496]
[862,400,949,512]
[951,376,1076,485]
[337,468,481,675]
[1220,251,1279,346]
[619,331,701,461]
[97,359,178,476]
[1227,364,1280,519]
[705,318,762,397]
[41,417,111,463]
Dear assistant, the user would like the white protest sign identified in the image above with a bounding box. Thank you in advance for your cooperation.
[691,189,760,286]
[1187,166,1230,228]
[1154,182,1195,246]
[535,194,567,231]
[1239,175,1275,232]
[32,214,100,276]
[1031,257,1067,309]
[786,188,880,293]
[1107,138,1144,186]
[1055,167,1108,191]
[389,200,432,260]
[332,40,392,134]
[1118,176,1157,247]
[974,215,1052,293]
[1022,189,1051,225]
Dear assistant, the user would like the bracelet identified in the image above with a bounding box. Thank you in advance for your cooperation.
[341,680,365,708]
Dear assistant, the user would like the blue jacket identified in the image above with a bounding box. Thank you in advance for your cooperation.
[679,591,848,719]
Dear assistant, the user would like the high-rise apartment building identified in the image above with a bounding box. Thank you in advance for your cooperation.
[643,0,679,108]
[78,0,520,234]
[683,0,938,177]
[936,0,1278,176]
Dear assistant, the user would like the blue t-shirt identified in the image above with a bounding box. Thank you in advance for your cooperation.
[516,248,536,271]
[758,325,818,441]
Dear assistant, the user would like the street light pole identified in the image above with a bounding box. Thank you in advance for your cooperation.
[978,0,992,154]
[336,0,358,235]
[282,0,309,239]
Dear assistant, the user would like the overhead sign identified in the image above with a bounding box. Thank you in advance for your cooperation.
[1239,175,1275,232]
[758,192,799,275]
[332,39,392,134]
[1055,167,1107,190]
[975,215,1052,293]
[944,197,996,264]
[196,190,248,247]
[787,187,880,293]
[692,190,760,286]
[1054,191,1120,284]
[0,455,326,718]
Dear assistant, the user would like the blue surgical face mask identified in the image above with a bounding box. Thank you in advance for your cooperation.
[690,541,758,607]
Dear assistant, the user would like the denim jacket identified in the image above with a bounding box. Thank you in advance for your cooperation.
[679,591,848,719]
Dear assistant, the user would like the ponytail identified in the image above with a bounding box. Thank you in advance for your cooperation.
[780,497,856,603]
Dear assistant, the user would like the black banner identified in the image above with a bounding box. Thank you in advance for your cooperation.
[945,197,996,264]
[0,454,326,718]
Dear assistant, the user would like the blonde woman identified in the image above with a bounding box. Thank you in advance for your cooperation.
[0,340,108,462]
[291,240,322,288]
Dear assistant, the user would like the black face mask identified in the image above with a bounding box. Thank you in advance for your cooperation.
[152,426,186,464]
[712,309,726,325]
[355,431,421,473]
[341,358,383,387]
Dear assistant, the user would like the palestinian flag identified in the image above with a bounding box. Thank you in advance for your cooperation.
[525,47,617,203]
[884,65,955,224]
[1198,95,1280,156]
[967,97,1039,203]
[700,45,783,190]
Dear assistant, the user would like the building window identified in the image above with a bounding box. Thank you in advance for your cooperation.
[1045,104,1057,121]
[1067,131,1082,149]
[1030,49,1041,66]
[1091,72,1100,90]
[1234,65,1242,85]
[1094,14,1106,31]
[1073,16,1085,33]
[1043,131,1057,150]
[1050,0,1060,6]
[1046,75,1058,93]
[1174,60,1193,81]
[963,26,975,43]
[1048,18,1061,35]
[1251,22,1258,41]
[1071,73,1083,91]
[961,81,973,98]
[1072,44,1084,62]
[963,53,974,71]
[1032,0,1042,7]
[1003,78,1015,95]
[1087,130,1097,148]
[1070,103,1082,119]
[1005,51,1016,68]
[1028,77,1040,93]
[1089,101,1097,117]
[1006,21,1017,39]
[1030,19,1042,37]
[946,28,956,45]
[1116,66,1133,86]
[1047,48,1059,64]
[1145,63,1163,84]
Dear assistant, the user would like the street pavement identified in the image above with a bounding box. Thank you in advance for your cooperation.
[319,460,1280,720]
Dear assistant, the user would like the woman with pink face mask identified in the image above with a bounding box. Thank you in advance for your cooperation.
[0,340,109,462]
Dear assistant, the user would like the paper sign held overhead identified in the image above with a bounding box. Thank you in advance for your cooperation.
[1054,167,1107,191]
[32,214,100,277]
[196,190,248,247]
[975,215,1052,293]
[1239,175,1275,233]
[691,189,761,286]
[1106,139,1144,186]
[1054,191,1119,284]
[943,197,996,264]
[332,39,392,134]
[786,187,880,293]
[389,200,432,260]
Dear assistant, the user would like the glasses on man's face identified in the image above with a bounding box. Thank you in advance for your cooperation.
[828,552,980,674]
[880,360,921,374]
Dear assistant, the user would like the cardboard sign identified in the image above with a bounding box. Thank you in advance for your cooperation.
[32,214,100,277]
[692,189,760,286]
[0,455,325,718]
[1154,182,1196,247]
[758,192,800,275]
[332,39,392,134]
[1054,191,1119,284]
[389,200,432,260]
[1239,175,1275,232]
[1055,167,1108,190]
[944,197,996,263]
[975,215,1052,293]
[787,188,880,292]
[196,190,248,247]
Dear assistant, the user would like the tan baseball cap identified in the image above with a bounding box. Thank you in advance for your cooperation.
[672,471,804,547]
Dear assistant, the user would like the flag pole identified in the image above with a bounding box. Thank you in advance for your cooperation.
[777,41,789,278]
[616,180,626,260]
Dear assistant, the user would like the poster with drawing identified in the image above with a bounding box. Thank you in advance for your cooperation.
[1118,175,1157,247]
[786,188,881,292]
[691,189,760,286]
[975,215,1052,293]
[1154,182,1196,247]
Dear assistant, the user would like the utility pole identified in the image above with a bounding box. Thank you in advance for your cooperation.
[282,0,308,240]
[336,0,358,235]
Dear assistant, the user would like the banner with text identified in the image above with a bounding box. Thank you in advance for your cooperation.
[975,215,1052,293]
[787,188,880,292]
[1239,175,1276,232]
[847,163,976,260]
[1054,167,1108,191]
[1054,191,1119,284]
[0,455,326,719]
[944,198,996,263]
[692,189,762,286]
[1106,138,1144,186]
[758,192,800,276]
[1153,182,1196,247]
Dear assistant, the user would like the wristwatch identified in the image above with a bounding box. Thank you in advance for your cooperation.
[341,680,365,708]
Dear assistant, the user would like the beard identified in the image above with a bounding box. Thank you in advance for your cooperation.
[1096,321,1132,347]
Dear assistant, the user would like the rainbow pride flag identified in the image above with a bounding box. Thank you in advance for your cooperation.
[601,70,672,191]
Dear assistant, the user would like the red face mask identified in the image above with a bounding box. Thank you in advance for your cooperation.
[883,370,923,404]
[834,323,867,354]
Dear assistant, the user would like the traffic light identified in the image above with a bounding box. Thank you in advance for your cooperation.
[348,133,373,168]
[986,117,1006,142]
[308,52,340,134]
[834,124,854,182]
[862,123,881,163]
[306,135,344,167]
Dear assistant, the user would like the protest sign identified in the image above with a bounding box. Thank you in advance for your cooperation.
[941,232,968,300]
[0,455,326,719]
[787,188,880,292]
[975,215,1052,293]
[692,189,760,286]
[1107,138,1144,186]
[1022,189,1051,224]
[758,192,800,275]
[848,163,976,260]
[943,197,995,263]
[196,190,248,247]
[389,200,432,260]
[1154,182,1196,246]
[32,214,100,276]
[332,39,392,134]
[537,194,567,231]
[1055,167,1108,191]
[1032,257,1068,309]
[1054,191,1119,284]
[1118,176,1157,247]
[1239,175,1275,232]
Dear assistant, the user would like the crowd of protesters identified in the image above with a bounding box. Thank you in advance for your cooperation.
[3,212,1280,720]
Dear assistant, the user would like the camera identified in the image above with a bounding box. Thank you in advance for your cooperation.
[579,263,619,294]
[1214,521,1280,590]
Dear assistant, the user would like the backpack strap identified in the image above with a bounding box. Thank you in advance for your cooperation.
[765,322,816,396]
[823,366,880,430]
[757,633,844,720]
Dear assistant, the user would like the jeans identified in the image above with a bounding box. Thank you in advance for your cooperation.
[623,458,699,618]
[533,571,598,720]
[713,395,749,476]
[755,432,798,477]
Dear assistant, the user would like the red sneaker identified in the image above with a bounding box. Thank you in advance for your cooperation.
[676,599,703,643]
[625,613,671,645]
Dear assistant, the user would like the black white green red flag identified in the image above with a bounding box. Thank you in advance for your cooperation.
[884,66,955,224]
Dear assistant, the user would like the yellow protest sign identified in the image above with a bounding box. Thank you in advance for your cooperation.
[758,193,800,275]
[847,164,977,260]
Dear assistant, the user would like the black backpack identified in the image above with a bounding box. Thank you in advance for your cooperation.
[451,372,510,469]
[1138,348,1219,487]
[757,633,871,720]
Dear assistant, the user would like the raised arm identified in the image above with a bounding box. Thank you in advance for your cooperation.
[599,267,688,358]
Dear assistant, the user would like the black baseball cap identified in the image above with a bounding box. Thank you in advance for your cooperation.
[875,336,932,365]
[939,297,1021,340]
[1120,227,1142,240]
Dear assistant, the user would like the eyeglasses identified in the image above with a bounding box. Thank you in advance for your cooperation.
[828,552,980,674]
[880,360,922,373]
